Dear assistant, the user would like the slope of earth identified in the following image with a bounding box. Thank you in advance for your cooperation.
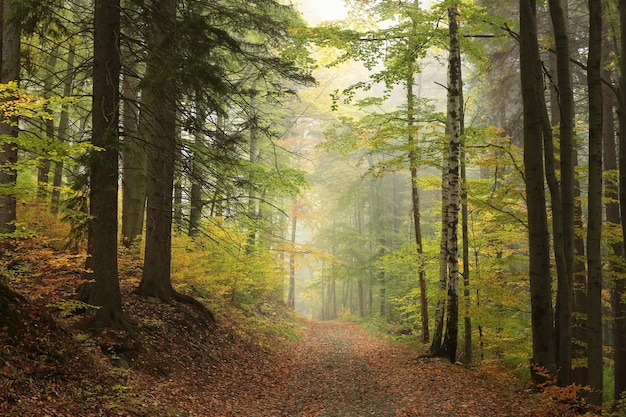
[1,238,557,416]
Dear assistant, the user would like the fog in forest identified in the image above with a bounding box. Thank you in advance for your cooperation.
[287,0,448,321]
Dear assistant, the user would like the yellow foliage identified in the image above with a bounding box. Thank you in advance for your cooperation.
[170,223,286,310]
[0,82,52,122]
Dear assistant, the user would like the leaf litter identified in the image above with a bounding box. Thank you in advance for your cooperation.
[1,238,548,416]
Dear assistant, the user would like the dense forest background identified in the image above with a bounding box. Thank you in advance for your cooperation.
[2,0,626,414]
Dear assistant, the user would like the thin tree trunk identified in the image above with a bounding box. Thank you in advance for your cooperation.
[38,52,58,199]
[121,52,146,248]
[188,92,206,237]
[407,70,430,344]
[430,148,449,356]
[586,0,604,406]
[51,46,75,215]
[287,212,297,309]
[461,106,471,365]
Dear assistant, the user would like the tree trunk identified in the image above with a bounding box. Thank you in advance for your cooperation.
[85,0,126,329]
[138,0,178,300]
[0,0,20,234]
[51,46,75,215]
[441,3,462,364]
[461,99,471,365]
[121,52,146,249]
[599,1,625,398]
[607,80,626,401]
[520,0,555,381]
[188,93,207,237]
[586,0,604,406]
[430,147,449,356]
[287,212,297,309]
[407,69,430,344]
[38,52,58,199]
[548,0,575,386]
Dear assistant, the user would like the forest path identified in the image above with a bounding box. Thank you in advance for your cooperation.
[210,320,536,417]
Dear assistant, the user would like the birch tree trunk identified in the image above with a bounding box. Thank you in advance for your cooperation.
[441,2,462,364]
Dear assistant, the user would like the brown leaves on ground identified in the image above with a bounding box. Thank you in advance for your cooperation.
[2,238,555,416]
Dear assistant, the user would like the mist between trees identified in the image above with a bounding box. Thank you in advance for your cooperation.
[1,0,625,412]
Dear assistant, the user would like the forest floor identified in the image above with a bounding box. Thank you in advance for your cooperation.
[1,238,576,416]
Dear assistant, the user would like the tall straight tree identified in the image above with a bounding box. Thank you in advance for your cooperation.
[0,0,20,234]
[520,0,555,381]
[137,0,179,301]
[548,0,575,386]
[617,0,626,402]
[51,45,75,215]
[406,0,429,345]
[121,49,146,249]
[85,0,127,328]
[586,0,603,406]
[441,1,462,364]
[407,68,429,344]
[609,4,626,396]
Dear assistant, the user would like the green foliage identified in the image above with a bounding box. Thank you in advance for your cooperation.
[47,299,98,317]
[610,391,626,417]
[170,222,285,309]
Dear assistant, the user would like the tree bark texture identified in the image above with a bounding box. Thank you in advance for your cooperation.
[407,70,430,344]
[121,53,146,249]
[138,0,179,301]
[86,0,125,328]
[442,3,461,364]
[37,52,58,199]
[430,147,449,356]
[0,0,20,234]
[51,46,75,215]
[188,92,207,237]
[520,0,556,379]
[548,0,575,386]
[586,0,604,406]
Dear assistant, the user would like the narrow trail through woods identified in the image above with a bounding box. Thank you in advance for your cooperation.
[201,320,535,417]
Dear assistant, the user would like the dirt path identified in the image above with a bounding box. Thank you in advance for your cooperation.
[217,320,537,417]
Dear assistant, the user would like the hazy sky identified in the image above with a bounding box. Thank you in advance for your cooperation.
[295,0,348,25]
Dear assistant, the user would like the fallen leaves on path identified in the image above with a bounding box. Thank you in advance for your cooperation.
[2,239,549,416]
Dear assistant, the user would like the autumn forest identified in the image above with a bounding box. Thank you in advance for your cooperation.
[0,0,624,415]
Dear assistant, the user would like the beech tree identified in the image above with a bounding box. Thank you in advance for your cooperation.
[586,0,603,405]
[0,0,20,234]
[519,0,555,380]
[547,0,575,386]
